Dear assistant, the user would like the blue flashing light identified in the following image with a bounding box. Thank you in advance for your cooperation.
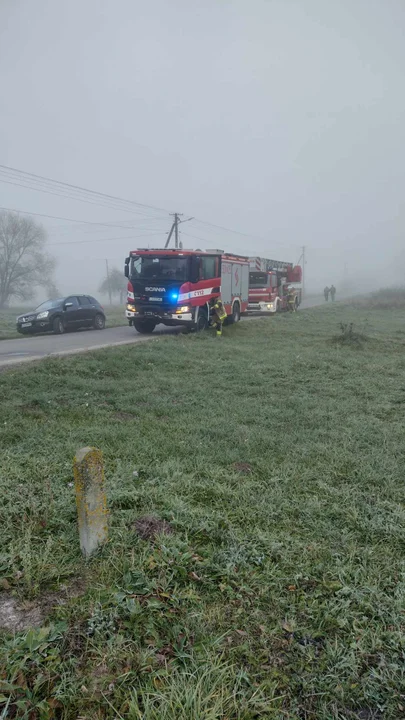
[170,291,178,301]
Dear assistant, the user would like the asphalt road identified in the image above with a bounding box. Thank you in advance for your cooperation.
[0,298,323,368]
[0,325,180,368]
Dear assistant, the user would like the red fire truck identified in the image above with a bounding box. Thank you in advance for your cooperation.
[248,257,303,313]
[124,248,249,333]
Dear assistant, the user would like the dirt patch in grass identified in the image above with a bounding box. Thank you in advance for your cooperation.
[0,596,45,632]
[0,578,86,632]
[232,461,253,475]
[134,515,174,541]
[19,404,46,418]
[350,709,384,720]
[113,411,139,422]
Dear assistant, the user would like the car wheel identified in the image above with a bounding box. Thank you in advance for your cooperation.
[94,313,105,330]
[134,319,156,334]
[53,316,65,334]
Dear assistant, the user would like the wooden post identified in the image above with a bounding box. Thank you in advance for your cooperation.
[73,447,108,558]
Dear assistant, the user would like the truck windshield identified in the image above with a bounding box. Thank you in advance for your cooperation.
[249,272,268,288]
[130,255,188,282]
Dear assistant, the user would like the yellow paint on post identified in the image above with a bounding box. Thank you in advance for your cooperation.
[73,446,108,558]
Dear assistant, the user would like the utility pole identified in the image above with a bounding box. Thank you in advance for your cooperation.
[164,213,193,248]
[296,245,306,299]
[105,259,112,306]
[174,212,180,248]
[164,220,175,249]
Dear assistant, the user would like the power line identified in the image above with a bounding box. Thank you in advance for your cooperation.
[181,231,210,244]
[181,231,233,250]
[0,204,166,230]
[47,218,167,236]
[0,162,303,252]
[0,163,171,217]
[48,231,165,247]
[0,173,165,219]
[0,175,152,217]
[191,218,270,243]
[0,169,170,219]
[192,217,258,238]
[190,218,299,250]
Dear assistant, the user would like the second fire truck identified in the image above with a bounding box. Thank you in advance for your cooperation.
[248,257,302,313]
[124,248,249,333]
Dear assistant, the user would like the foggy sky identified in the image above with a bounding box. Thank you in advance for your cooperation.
[1,0,405,299]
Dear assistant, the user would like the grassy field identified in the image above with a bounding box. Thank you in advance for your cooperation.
[0,304,404,719]
[0,305,127,340]
[0,308,27,340]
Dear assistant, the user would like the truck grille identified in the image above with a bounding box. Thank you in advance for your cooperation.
[137,303,176,316]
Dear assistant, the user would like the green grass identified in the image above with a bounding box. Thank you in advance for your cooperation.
[0,308,28,340]
[353,287,405,310]
[0,304,405,719]
[0,304,127,340]
[104,303,127,328]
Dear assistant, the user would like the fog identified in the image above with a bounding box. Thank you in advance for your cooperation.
[1,0,404,302]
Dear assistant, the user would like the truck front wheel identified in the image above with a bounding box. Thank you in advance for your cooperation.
[133,319,156,334]
[195,310,209,332]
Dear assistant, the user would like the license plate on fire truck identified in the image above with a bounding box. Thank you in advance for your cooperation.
[149,297,162,302]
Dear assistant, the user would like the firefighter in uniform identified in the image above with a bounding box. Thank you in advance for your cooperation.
[210,298,227,336]
[286,286,297,312]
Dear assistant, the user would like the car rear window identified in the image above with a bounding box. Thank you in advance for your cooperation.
[78,296,91,306]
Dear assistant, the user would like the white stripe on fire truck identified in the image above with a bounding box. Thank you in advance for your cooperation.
[178,287,216,302]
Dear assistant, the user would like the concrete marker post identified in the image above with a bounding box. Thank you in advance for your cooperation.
[73,446,109,558]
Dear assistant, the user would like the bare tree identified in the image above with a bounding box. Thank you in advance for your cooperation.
[0,211,56,308]
[98,267,127,304]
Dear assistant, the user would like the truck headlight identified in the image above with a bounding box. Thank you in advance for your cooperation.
[127,304,136,312]
[36,311,49,319]
[175,305,190,314]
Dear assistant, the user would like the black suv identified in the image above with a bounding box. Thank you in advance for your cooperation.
[16,295,106,335]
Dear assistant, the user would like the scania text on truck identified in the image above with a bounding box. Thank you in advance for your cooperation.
[248,257,302,313]
[124,248,249,333]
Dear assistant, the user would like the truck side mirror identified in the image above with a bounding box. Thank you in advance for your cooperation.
[124,257,130,278]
